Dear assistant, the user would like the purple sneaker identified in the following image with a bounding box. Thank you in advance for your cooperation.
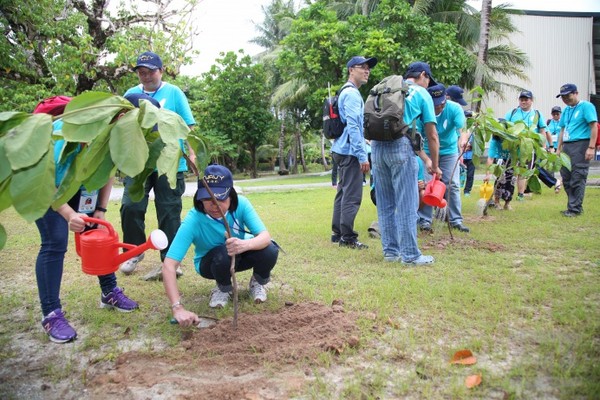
[100,287,139,312]
[42,309,77,343]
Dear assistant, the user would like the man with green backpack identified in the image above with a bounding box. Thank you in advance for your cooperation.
[367,61,441,266]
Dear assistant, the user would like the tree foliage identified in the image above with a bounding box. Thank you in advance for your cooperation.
[197,51,275,178]
[0,0,198,112]
[277,0,471,128]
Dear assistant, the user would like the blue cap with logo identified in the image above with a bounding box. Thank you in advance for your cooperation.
[197,164,234,201]
[556,83,577,98]
[406,61,437,87]
[551,106,562,113]
[519,90,533,99]
[346,56,378,69]
[446,85,468,106]
[134,51,163,71]
[427,84,447,106]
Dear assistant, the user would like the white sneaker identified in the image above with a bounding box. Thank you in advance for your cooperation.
[119,254,144,275]
[249,276,267,304]
[209,287,231,308]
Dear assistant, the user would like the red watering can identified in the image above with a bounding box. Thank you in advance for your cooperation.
[423,174,447,208]
[75,217,168,276]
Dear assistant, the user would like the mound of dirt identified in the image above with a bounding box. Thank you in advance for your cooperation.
[86,301,359,399]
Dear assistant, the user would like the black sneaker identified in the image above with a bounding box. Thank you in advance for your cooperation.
[419,222,432,232]
[331,234,341,243]
[561,210,580,217]
[339,240,369,250]
[451,224,470,233]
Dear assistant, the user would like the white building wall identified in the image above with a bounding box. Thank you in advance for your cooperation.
[481,14,595,120]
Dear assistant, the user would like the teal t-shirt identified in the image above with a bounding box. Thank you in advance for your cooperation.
[165,196,267,273]
[488,137,509,160]
[504,107,547,133]
[405,81,436,134]
[547,119,561,147]
[423,100,465,156]
[559,101,598,142]
[125,82,195,172]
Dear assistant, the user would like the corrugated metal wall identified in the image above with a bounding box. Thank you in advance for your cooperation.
[481,14,595,120]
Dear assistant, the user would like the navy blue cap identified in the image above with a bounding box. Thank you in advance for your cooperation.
[427,84,447,106]
[551,106,562,113]
[133,51,163,71]
[519,90,533,99]
[197,164,234,201]
[446,85,467,106]
[346,56,377,69]
[556,83,577,97]
[124,93,161,108]
[406,61,437,87]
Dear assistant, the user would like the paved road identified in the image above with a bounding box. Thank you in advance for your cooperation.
[109,162,600,201]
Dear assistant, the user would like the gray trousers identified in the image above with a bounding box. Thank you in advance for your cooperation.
[331,152,364,242]
[560,140,590,214]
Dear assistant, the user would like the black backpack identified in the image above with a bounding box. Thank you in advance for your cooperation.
[322,83,353,140]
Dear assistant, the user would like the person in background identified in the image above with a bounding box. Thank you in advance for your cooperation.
[162,165,279,322]
[547,106,562,150]
[330,56,376,250]
[461,110,476,196]
[34,97,138,344]
[556,83,598,217]
[120,51,196,280]
[446,85,468,108]
[504,90,549,201]
[418,84,470,232]
[371,61,441,265]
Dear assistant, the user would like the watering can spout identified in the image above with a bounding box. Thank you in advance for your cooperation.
[114,230,169,265]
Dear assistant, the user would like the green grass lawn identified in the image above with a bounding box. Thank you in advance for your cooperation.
[1,180,599,399]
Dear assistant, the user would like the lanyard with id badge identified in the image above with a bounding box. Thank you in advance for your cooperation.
[77,189,99,213]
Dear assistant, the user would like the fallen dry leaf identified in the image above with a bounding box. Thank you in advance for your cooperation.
[465,374,482,388]
[450,349,477,365]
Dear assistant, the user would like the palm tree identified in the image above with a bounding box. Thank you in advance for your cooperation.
[252,0,299,172]
[409,0,529,95]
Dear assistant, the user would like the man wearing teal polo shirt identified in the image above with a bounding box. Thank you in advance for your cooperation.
[504,90,549,200]
[556,83,598,217]
[418,84,470,232]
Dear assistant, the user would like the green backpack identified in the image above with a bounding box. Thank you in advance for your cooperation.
[363,75,409,141]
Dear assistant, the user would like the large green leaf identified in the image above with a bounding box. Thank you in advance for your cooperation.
[10,150,55,222]
[4,114,53,170]
[0,223,6,251]
[158,109,190,145]
[0,112,30,137]
[138,99,161,130]
[82,155,116,192]
[52,158,82,210]
[62,92,129,125]
[127,138,168,202]
[157,143,181,189]
[76,124,112,182]
[61,119,112,143]
[559,152,571,171]
[109,110,148,177]
[0,139,11,182]
[528,175,541,194]
[0,177,12,213]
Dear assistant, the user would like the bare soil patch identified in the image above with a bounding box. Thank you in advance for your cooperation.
[85,301,359,399]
